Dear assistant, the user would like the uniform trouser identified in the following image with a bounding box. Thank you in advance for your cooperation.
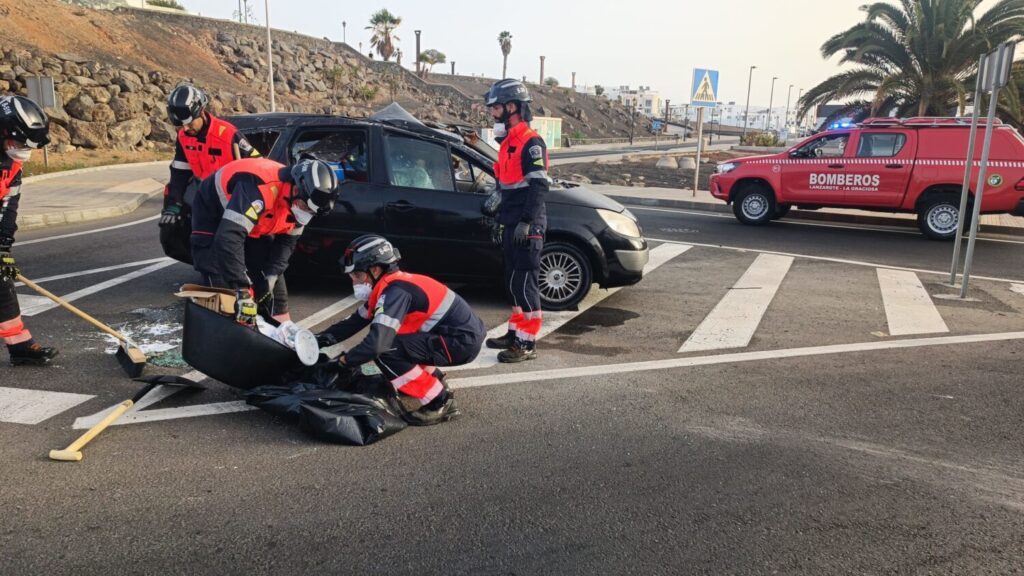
[375,331,483,405]
[193,237,290,321]
[0,277,32,346]
[502,225,544,346]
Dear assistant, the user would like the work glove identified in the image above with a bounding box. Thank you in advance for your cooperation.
[316,332,339,348]
[253,273,278,306]
[159,203,184,226]
[0,249,17,283]
[513,221,531,247]
[234,289,259,326]
[481,189,502,217]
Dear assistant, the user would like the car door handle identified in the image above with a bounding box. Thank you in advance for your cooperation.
[828,164,845,169]
[386,201,415,213]
[885,164,904,169]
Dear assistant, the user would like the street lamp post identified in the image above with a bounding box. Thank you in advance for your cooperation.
[742,65,757,140]
[765,76,777,130]
[342,20,346,44]
[451,61,456,75]
[539,56,545,85]
[415,30,422,74]
[796,88,804,130]
[265,0,275,112]
[784,84,793,135]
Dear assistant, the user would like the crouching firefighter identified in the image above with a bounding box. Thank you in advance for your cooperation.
[316,235,486,425]
[159,83,260,262]
[483,79,549,363]
[190,157,340,324]
[0,95,58,366]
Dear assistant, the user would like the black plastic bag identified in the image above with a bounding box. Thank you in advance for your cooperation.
[244,363,408,446]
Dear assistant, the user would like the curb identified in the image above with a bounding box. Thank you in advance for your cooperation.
[18,189,162,231]
[608,195,1024,238]
[22,160,167,185]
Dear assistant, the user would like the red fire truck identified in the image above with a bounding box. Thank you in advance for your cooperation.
[709,117,1024,239]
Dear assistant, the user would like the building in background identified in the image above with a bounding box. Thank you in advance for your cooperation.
[605,86,662,117]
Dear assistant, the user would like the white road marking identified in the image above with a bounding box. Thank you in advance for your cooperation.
[296,296,358,330]
[1011,284,1024,296]
[645,237,1024,285]
[20,258,178,316]
[16,215,160,246]
[14,257,170,286]
[679,253,794,353]
[450,243,692,371]
[450,331,1024,390]
[0,387,94,425]
[632,205,1024,245]
[877,269,949,336]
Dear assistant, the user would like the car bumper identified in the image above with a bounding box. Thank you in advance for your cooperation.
[1013,198,1024,216]
[709,174,728,200]
[599,235,648,288]
[615,248,649,274]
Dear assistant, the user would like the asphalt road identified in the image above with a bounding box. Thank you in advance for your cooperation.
[2,197,1024,575]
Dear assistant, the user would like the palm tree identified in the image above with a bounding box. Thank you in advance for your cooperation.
[366,9,401,62]
[418,49,446,78]
[798,0,1024,123]
[498,31,513,78]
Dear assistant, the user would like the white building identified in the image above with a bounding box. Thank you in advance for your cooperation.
[605,86,663,117]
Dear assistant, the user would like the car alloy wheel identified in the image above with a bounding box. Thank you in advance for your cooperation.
[538,242,592,310]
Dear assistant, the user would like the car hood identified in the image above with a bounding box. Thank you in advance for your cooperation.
[728,153,781,165]
[549,182,627,212]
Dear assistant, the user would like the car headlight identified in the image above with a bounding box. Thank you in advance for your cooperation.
[597,208,642,238]
[716,162,740,174]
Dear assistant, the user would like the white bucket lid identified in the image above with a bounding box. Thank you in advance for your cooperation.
[293,329,320,366]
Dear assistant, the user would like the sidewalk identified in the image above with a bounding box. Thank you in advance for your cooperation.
[593,184,1024,236]
[17,162,167,230]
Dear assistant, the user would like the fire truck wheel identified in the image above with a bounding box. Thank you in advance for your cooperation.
[917,194,966,241]
[733,185,776,226]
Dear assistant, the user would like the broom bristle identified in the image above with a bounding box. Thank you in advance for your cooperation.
[116,346,147,378]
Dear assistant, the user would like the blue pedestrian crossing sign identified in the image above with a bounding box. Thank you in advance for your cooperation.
[691,68,719,108]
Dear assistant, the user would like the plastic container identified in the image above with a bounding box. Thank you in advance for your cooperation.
[181,300,298,389]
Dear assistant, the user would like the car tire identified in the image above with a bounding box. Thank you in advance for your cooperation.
[772,204,792,220]
[539,241,592,311]
[917,193,968,241]
[733,185,776,225]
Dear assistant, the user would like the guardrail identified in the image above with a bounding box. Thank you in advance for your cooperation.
[563,135,682,147]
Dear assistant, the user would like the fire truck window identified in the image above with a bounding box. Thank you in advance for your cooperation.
[857,133,906,158]
[793,134,849,158]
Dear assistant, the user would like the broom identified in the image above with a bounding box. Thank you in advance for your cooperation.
[16,274,147,377]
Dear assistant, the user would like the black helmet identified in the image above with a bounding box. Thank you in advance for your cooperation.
[290,158,340,215]
[0,96,50,148]
[166,83,209,127]
[484,79,532,106]
[342,234,401,274]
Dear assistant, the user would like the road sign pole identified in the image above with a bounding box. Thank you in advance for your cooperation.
[693,107,705,197]
[949,54,987,286]
[961,42,1015,298]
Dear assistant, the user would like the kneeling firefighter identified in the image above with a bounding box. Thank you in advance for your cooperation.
[316,234,486,425]
[190,157,340,324]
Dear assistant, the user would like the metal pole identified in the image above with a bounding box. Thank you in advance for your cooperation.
[683,104,689,141]
[415,31,422,74]
[796,88,803,132]
[784,84,793,137]
[961,45,1012,297]
[950,53,987,286]
[766,76,777,130]
[265,0,275,112]
[693,107,705,197]
[342,21,346,44]
[742,66,756,140]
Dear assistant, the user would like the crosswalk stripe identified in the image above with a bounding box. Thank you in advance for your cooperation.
[679,253,794,353]
[877,269,948,336]
[20,259,178,317]
[450,242,692,372]
[0,387,95,425]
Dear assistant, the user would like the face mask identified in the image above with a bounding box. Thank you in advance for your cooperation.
[6,146,31,162]
[352,282,373,302]
[290,204,315,226]
[492,123,507,138]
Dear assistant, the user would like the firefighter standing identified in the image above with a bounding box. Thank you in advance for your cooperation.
[159,84,260,263]
[482,79,549,363]
[0,96,58,366]
[190,157,340,324]
[316,235,484,425]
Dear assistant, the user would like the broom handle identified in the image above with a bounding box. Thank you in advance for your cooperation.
[16,274,130,344]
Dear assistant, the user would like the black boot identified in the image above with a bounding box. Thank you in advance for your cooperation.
[405,387,460,426]
[497,341,537,364]
[8,343,59,366]
[485,330,516,350]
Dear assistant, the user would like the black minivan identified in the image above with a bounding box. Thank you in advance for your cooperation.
[206,105,649,310]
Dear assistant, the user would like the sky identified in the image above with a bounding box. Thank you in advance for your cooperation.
[180,0,995,108]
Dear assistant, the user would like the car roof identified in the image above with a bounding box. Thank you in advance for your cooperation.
[224,111,465,144]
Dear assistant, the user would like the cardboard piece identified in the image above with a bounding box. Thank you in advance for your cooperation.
[175,284,236,316]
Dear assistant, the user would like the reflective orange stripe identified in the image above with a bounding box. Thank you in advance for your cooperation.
[390,365,443,403]
[178,116,239,179]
